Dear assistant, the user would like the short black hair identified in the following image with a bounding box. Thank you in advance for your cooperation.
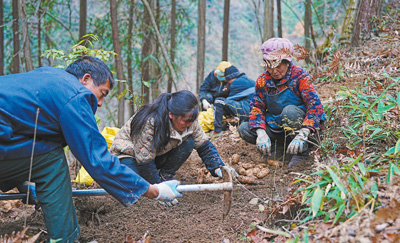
[66,56,115,89]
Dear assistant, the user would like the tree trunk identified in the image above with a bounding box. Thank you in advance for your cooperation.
[37,5,42,67]
[351,0,383,47]
[127,0,135,117]
[168,0,176,93]
[141,0,178,92]
[197,0,206,94]
[20,0,33,72]
[0,0,4,75]
[141,0,151,104]
[304,0,311,63]
[79,0,87,42]
[151,0,160,101]
[222,0,230,61]
[110,0,126,127]
[339,0,358,47]
[263,0,274,41]
[276,0,282,37]
[12,0,20,73]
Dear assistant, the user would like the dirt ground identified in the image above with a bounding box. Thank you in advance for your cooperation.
[0,123,316,243]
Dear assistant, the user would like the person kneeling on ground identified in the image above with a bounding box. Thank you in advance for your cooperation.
[199,61,233,111]
[213,65,255,136]
[0,56,181,243]
[110,90,236,205]
[238,38,326,167]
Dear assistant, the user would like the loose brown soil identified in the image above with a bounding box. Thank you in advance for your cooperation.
[0,126,313,243]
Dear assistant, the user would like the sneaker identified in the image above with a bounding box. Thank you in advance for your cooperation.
[288,150,309,167]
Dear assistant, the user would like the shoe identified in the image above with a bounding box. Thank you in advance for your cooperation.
[288,150,309,167]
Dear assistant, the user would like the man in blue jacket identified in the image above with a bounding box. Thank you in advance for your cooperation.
[213,65,255,135]
[0,56,181,243]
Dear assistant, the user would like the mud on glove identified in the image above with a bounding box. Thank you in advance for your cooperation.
[155,180,182,202]
[256,129,271,156]
[287,128,310,154]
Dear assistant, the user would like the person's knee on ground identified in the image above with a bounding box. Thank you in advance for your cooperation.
[158,137,195,181]
[238,122,257,144]
[281,105,306,131]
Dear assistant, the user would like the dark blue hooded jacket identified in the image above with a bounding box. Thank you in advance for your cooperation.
[199,70,230,103]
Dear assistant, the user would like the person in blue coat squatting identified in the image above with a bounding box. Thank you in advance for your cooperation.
[213,65,256,135]
[238,38,326,167]
[0,56,182,243]
[110,90,237,206]
[199,61,233,112]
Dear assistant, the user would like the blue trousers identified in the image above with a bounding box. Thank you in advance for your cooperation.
[238,105,305,147]
[214,97,250,133]
[120,137,194,184]
[0,147,80,243]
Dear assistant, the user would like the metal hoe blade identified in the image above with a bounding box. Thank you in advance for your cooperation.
[221,166,233,221]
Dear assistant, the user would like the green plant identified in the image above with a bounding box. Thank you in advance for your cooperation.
[295,154,379,224]
[42,34,117,68]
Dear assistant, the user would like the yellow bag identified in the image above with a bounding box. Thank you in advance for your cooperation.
[198,108,215,133]
[72,126,120,185]
[72,166,94,186]
[101,126,120,149]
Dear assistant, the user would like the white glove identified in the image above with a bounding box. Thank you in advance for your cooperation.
[215,166,238,178]
[256,129,271,156]
[155,180,182,202]
[202,99,211,110]
[287,128,310,154]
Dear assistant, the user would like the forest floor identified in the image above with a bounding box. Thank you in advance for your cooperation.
[1,1,400,242]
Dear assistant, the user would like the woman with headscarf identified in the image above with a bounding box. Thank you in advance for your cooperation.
[238,38,326,167]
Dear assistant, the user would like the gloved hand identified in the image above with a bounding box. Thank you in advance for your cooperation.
[256,129,271,156]
[155,180,182,202]
[215,166,238,178]
[158,198,179,207]
[287,128,310,154]
[202,99,212,110]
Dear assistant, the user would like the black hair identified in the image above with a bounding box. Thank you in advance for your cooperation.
[65,56,115,89]
[130,90,199,153]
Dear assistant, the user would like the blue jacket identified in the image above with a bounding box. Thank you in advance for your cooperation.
[199,71,230,103]
[226,75,255,116]
[0,67,150,206]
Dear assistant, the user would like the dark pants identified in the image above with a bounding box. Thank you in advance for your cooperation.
[120,137,195,183]
[238,105,306,151]
[214,97,249,133]
[0,147,80,243]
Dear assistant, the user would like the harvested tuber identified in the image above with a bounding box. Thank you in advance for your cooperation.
[237,175,256,184]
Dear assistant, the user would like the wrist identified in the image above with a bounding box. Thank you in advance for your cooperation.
[144,185,159,199]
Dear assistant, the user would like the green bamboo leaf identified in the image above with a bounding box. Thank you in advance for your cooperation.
[395,138,400,154]
[377,104,396,113]
[327,167,348,194]
[333,204,345,225]
[365,83,395,114]
[358,162,367,176]
[397,91,400,108]
[311,187,323,217]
